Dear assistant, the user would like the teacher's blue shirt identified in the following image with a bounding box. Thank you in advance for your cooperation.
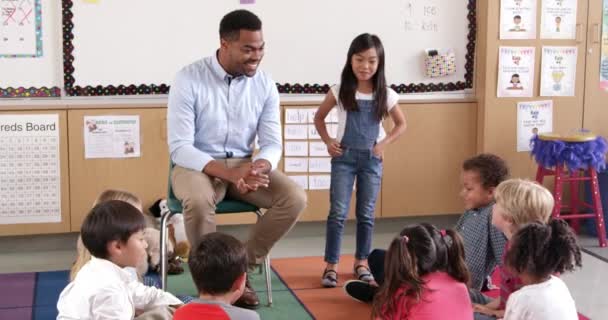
[167,54,282,172]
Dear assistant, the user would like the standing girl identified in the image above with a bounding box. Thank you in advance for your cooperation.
[372,224,473,320]
[503,220,582,320]
[314,33,406,287]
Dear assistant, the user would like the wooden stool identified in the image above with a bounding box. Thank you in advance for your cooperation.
[532,132,607,248]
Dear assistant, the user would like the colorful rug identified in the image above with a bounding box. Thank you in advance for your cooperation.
[0,257,591,320]
[271,256,591,320]
[0,267,314,320]
[167,265,313,320]
[0,270,69,320]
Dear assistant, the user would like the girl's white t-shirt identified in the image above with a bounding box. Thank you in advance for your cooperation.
[329,84,399,143]
[503,276,578,320]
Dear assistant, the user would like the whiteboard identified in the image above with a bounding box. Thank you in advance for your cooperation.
[0,0,62,97]
[65,0,475,96]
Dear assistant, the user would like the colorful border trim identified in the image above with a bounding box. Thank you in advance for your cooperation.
[62,0,476,96]
[0,87,61,98]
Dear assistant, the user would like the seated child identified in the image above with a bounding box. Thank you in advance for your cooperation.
[173,232,260,320]
[472,179,554,320]
[57,200,181,319]
[456,153,510,290]
[503,220,581,320]
[345,153,509,302]
[372,223,473,320]
[70,189,148,281]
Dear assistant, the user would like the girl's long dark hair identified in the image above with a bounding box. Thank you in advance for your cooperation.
[505,219,582,280]
[371,224,470,319]
[338,33,388,121]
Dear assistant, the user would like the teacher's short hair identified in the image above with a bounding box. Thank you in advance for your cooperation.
[220,9,262,41]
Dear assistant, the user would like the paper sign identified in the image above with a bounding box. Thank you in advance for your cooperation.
[307,109,318,123]
[517,100,553,152]
[309,157,332,173]
[497,47,535,98]
[540,46,578,97]
[284,157,308,172]
[84,115,141,159]
[308,125,321,140]
[284,124,308,140]
[310,141,330,157]
[541,0,577,39]
[500,0,537,39]
[285,109,308,124]
[284,141,308,156]
[288,175,308,190]
[309,175,331,190]
[0,0,41,56]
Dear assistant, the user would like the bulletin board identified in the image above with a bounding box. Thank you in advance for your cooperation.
[62,0,476,96]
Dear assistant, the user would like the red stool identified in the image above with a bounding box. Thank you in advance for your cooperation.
[532,132,607,248]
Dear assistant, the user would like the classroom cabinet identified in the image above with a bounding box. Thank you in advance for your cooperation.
[476,0,606,180]
[582,0,608,139]
[381,103,477,217]
[67,107,170,231]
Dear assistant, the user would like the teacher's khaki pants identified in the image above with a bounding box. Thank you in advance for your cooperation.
[171,158,306,265]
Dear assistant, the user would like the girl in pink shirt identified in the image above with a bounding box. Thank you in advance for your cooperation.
[372,224,473,320]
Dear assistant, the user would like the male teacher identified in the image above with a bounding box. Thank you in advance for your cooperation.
[167,9,306,308]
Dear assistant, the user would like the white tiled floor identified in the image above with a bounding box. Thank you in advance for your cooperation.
[1,216,607,319]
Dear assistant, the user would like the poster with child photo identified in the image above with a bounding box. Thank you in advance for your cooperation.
[540,46,578,96]
[540,0,577,39]
[498,47,535,97]
[500,0,537,39]
[517,100,553,152]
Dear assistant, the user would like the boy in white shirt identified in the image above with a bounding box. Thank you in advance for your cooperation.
[57,200,182,320]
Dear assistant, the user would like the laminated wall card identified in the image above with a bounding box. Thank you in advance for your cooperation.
[540,46,577,96]
[497,47,535,97]
[540,0,578,39]
[517,100,553,152]
[500,0,537,39]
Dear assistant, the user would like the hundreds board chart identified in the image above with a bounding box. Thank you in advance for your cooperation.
[0,114,61,224]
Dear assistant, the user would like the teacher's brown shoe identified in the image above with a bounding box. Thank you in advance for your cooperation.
[234,278,260,309]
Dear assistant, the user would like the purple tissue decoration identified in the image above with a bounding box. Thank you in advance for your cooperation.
[530,135,608,172]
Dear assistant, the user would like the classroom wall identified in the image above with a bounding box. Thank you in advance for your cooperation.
[0,99,476,236]
[13,0,605,235]
[476,0,589,180]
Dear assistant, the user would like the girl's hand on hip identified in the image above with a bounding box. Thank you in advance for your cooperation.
[372,142,386,160]
[326,139,343,157]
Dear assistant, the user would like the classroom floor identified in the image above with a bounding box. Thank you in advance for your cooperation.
[1,215,607,319]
